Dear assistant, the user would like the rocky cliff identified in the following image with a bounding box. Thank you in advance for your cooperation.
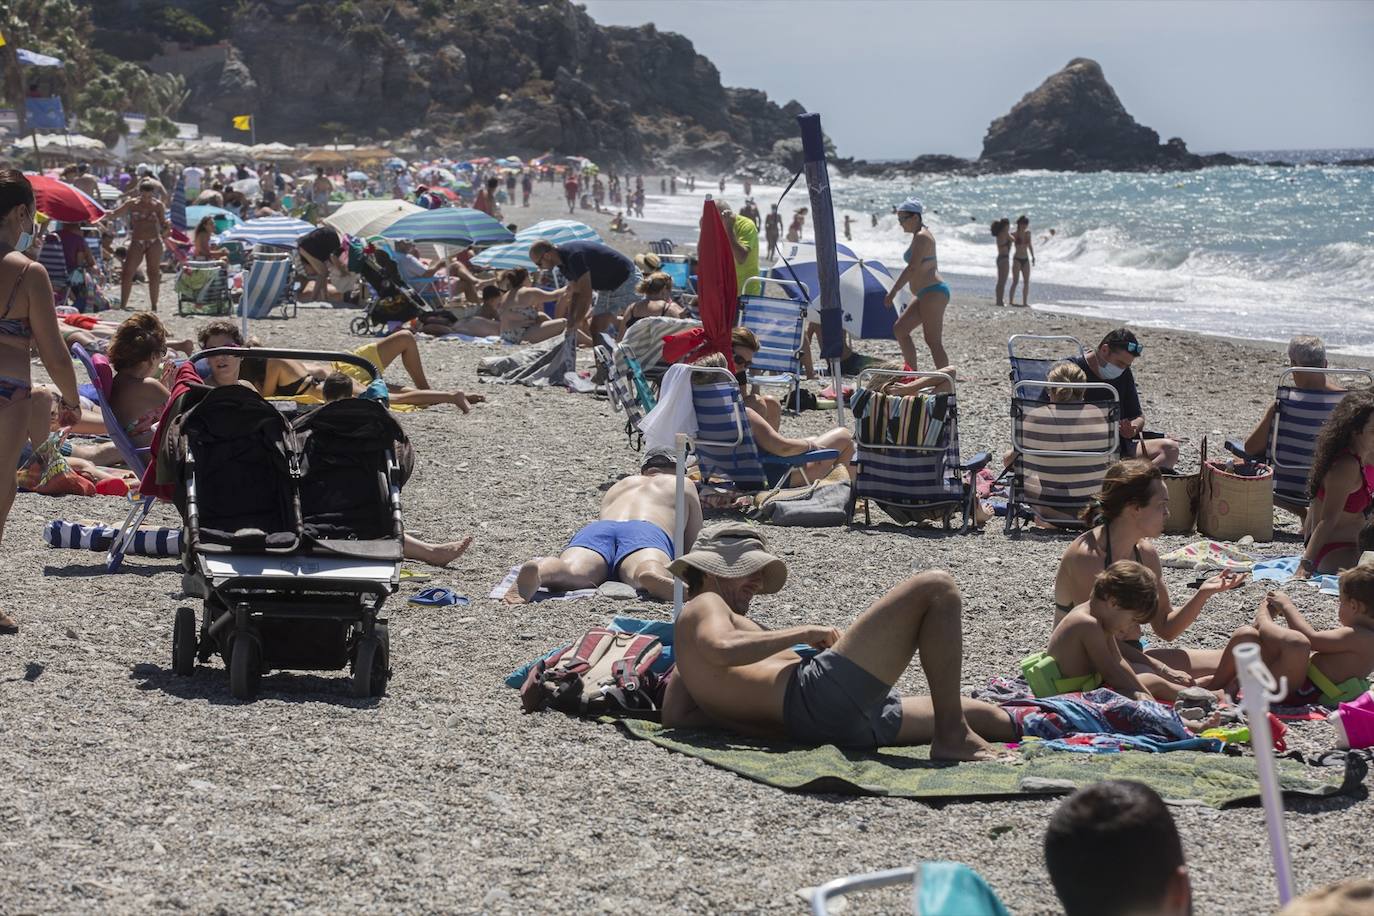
[114,0,806,170]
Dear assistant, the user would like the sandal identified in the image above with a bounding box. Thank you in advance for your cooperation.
[0,609,18,635]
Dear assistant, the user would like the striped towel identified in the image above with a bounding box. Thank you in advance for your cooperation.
[44,520,181,556]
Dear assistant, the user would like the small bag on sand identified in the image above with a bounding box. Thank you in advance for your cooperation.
[1161,469,1200,535]
[1197,437,1273,542]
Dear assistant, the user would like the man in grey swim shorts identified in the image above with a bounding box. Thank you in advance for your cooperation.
[663,523,1014,761]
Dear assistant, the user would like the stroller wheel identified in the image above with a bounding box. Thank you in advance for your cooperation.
[172,606,197,677]
[350,316,370,337]
[351,624,389,699]
[229,629,262,701]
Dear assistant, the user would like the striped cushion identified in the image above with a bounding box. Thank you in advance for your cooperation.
[738,294,804,377]
[692,381,767,488]
[1012,399,1117,517]
[1271,386,1349,502]
[854,393,964,507]
[38,236,68,293]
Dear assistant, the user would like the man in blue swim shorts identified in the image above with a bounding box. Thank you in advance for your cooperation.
[506,448,703,604]
[663,523,1015,760]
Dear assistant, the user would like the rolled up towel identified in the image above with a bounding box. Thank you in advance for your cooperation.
[44,520,181,556]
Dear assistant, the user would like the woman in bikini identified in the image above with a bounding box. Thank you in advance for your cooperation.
[991,218,1012,306]
[1007,214,1034,308]
[191,216,230,261]
[100,179,171,311]
[495,268,580,345]
[884,197,949,372]
[107,312,175,449]
[1054,460,1247,682]
[616,271,686,335]
[0,170,83,633]
[1298,388,1374,577]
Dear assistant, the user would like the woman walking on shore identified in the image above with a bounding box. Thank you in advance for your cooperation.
[1008,214,1034,307]
[992,218,1012,306]
[884,197,949,371]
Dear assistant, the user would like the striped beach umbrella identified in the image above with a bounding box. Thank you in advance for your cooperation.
[169,176,187,232]
[217,215,315,248]
[766,241,912,340]
[470,241,536,271]
[514,219,599,246]
[380,207,512,246]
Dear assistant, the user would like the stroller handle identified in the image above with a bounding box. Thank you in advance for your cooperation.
[191,347,380,381]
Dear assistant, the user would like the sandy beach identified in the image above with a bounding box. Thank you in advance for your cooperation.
[3,188,1372,915]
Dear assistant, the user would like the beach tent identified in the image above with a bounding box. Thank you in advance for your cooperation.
[766,241,910,340]
[381,208,512,246]
[324,199,424,238]
[514,219,599,246]
[217,215,315,248]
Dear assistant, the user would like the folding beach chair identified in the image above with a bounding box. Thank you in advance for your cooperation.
[37,234,70,308]
[71,344,156,573]
[1225,367,1373,515]
[240,251,297,320]
[1006,378,1120,532]
[689,367,838,495]
[594,341,650,450]
[658,255,695,298]
[809,862,1009,916]
[175,260,232,316]
[649,238,675,255]
[847,370,990,532]
[738,277,808,412]
[1007,333,1086,398]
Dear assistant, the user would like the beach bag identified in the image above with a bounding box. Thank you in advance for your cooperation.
[1198,437,1273,542]
[753,465,851,526]
[1161,469,1200,535]
[520,627,665,716]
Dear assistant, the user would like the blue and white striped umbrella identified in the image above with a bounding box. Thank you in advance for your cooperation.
[380,207,512,246]
[217,215,316,248]
[513,219,599,246]
[169,176,187,232]
[766,241,912,340]
[470,241,536,271]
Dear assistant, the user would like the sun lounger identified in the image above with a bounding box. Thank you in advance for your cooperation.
[594,340,650,449]
[240,251,296,320]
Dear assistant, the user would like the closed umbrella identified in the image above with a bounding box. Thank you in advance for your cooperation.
[766,241,911,340]
[26,174,104,222]
[324,199,423,238]
[662,200,737,369]
[380,207,511,246]
[169,176,187,232]
[514,219,599,245]
[470,241,536,271]
[217,215,315,248]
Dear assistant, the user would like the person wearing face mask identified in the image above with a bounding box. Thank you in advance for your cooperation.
[0,169,83,634]
[1071,328,1180,470]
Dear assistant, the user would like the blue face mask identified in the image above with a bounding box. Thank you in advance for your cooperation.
[15,211,34,251]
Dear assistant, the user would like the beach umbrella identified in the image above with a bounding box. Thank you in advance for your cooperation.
[384,157,407,170]
[346,170,368,182]
[514,219,599,246]
[766,241,911,340]
[380,207,511,246]
[217,215,315,248]
[187,205,243,230]
[26,174,104,222]
[324,199,423,238]
[470,241,536,271]
[663,200,737,369]
[169,176,187,232]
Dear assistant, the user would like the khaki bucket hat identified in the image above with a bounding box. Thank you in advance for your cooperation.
[667,523,787,594]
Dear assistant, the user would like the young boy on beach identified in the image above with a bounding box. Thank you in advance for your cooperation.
[1031,560,1175,702]
[1199,566,1374,706]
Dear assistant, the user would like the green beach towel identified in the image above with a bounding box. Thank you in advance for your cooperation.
[614,719,1351,809]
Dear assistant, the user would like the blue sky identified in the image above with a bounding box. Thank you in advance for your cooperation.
[581,0,1374,160]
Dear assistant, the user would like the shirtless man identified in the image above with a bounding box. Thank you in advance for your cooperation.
[311,168,333,214]
[663,524,1013,760]
[506,448,702,604]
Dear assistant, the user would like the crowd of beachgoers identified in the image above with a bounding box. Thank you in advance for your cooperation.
[1,152,1372,915]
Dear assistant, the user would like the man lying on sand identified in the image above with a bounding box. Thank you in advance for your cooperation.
[505,448,702,604]
[662,523,1014,761]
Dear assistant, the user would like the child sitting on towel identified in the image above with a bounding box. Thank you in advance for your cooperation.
[1198,566,1374,707]
[1033,561,1179,702]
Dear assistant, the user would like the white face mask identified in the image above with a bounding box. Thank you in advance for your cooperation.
[15,210,34,251]
[1098,359,1126,381]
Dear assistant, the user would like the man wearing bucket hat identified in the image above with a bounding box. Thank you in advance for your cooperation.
[505,448,702,604]
[663,523,1014,760]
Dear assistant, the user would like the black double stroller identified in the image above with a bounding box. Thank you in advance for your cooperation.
[168,348,412,700]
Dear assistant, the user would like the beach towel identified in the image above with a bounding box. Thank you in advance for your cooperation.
[1159,540,1257,572]
[488,564,650,603]
[43,519,181,555]
[612,719,1351,808]
[1251,555,1342,595]
[638,363,698,453]
[477,334,579,388]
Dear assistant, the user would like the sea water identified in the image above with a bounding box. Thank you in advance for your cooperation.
[628,151,1374,355]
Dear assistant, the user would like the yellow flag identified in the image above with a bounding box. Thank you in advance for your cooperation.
[0,32,7,48]
[232,115,252,131]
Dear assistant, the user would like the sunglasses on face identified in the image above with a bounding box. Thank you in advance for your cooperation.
[733,352,753,367]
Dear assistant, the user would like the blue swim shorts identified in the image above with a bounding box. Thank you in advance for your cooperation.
[565,519,673,573]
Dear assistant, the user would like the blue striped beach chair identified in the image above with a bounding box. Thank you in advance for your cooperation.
[594,340,651,449]
[1006,379,1120,532]
[240,252,296,320]
[175,260,232,316]
[738,277,808,412]
[690,368,837,493]
[71,344,156,572]
[37,234,69,307]
[848,370,990,532]
[1225,368,1373,515]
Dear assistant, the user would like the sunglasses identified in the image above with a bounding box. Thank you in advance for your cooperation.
[733,352,753,367]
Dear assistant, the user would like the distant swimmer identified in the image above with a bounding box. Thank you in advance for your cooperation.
[991,217,1012,307]
[787,208,807,242]
[1008,214,1035,308]
[871,213,878,228]
[885,197,949,372]
[843,214,853,241]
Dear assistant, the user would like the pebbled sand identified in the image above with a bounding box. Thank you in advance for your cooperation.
[2,190,1372,914]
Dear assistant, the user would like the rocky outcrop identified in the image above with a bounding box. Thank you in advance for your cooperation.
[977,58,1245,172]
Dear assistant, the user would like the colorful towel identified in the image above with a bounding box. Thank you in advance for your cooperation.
[612,718,1349,808]
[488,562,599,602]
[974,677,1215,747]
[1159,540,1257,572]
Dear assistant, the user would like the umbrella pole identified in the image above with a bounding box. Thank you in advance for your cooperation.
[1234,641,1295,905]
[828,357,846,427]
[672,432,689,621]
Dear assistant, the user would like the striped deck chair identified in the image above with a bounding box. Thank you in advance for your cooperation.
[240,252,296,320]
[847,370,990,531]
[71,344,155,573]
[1225,368,1373,514]
[594,342,647,449]
[1008,333,1086,400]
[738,278,807,412]
[175,260,232,316]
[1006,380,1120,532]
[690,368,837,493]
[37,234,70,308]
[649,238,675,255]
[616,315,700,385]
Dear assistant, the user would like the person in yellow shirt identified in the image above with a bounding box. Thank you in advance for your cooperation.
[717,201,759,295]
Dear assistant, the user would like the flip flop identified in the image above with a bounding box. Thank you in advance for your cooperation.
[407,586,469,607]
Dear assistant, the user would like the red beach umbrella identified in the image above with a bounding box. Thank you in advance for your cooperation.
[662,200,738,370]
[26,174,105,222]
